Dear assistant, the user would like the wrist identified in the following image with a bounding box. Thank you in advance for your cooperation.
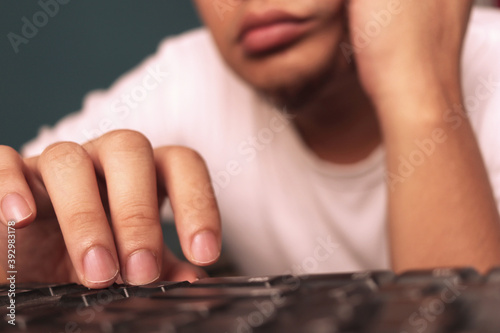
[361,54,461,105]
[374,89,468,146]
[371,72,463,125]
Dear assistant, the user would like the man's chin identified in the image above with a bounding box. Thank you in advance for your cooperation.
[258,84,315,112]
[240,46,345,112]
[253,61,337,112]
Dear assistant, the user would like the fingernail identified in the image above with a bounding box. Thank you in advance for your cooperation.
[125,250,160,285]
[83,246,119,283]
[191,230,220,264]
[1,193,33,223]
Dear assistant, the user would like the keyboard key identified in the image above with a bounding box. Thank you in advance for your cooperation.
[45,283,90,296]
[396,267,481,285]
[105,297,229,316]
[126,281,191,297]
[154,285,295,300]
[192,275,293,288]
[59,285,129,308]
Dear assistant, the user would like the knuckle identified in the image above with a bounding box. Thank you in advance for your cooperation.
[184,186,219,213]
[183,196,218,221]
[167,146,206,164]
[102,130,152,153]
[0,168,16,190]
[0,146,22,174]
[39,142,89,170]
[0,148,27,195]
[0,145,19,158]
[0,167,16,182]
[66,209,103,230]
[115,203,159,228]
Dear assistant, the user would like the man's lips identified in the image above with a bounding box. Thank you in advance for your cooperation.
[238,10,314,56]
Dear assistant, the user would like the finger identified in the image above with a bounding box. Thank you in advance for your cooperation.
[0,146,36,228]
[155,146,221,266]
[38,142,119,288]
[23,156,58,220]
[85,130,163,285]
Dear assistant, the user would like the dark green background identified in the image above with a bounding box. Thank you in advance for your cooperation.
[1,1,201,150]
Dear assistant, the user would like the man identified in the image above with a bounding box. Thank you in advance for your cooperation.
[1,0,500,288]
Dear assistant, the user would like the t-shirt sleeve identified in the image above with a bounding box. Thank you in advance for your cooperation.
[464,8,500,215]
[476,87,500,214]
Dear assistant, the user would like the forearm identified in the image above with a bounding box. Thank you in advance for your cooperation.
[379,85,500,273]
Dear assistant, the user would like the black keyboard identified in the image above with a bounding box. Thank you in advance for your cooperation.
[2,268,500,332]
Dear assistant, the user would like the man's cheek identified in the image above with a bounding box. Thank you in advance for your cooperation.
[207,0,240,23]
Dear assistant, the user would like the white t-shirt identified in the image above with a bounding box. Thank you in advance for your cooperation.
[22,7,500,276]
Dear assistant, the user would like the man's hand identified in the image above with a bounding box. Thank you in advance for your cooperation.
[0,130,221,288]
[347,0,473,107]
[345,0,500,273]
